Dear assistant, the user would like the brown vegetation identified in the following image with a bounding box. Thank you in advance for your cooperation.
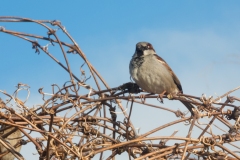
[0,17,239,160]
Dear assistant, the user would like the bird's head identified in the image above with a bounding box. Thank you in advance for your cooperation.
[134,42,156,57]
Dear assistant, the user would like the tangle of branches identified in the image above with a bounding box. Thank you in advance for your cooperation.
[0,17,240,160]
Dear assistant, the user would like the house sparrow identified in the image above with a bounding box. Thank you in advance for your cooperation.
[129,42,195,116]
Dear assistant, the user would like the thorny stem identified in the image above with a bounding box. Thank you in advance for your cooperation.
[46,114,54,160]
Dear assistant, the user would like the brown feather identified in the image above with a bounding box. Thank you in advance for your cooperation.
[153,54,183,93]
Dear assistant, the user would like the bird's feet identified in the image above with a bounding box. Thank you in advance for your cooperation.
[157,91,166,103]
[167,92,178,100]
[139,94,146,103]
[167,93,173,100]
[139,93,154,103]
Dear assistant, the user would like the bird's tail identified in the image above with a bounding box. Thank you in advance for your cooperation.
[180,100,195,116]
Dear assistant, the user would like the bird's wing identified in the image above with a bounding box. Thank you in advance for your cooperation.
[154,54,183,93]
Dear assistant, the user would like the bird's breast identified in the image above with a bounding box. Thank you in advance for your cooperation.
[130,55,178,94]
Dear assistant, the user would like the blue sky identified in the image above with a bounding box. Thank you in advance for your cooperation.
[1,1,240,159]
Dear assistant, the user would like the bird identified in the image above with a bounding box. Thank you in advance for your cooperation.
[129,42,195,116]
[0,126,22,160]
